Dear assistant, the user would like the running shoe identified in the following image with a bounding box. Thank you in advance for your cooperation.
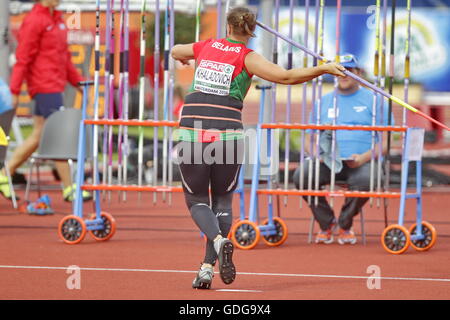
[315,229,334,244]
[63,183,92,202]
[315,219,336,244]
[214,237,236,285]
[192,264,214,289]
[337,229,357,245]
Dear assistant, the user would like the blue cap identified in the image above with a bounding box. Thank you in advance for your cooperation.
[339,54,359,69]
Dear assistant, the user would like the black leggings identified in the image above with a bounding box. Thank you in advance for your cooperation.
[177,140,243,265]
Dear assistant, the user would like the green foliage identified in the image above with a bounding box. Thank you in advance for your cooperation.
[147,12,197,52]
[279,129,304,151]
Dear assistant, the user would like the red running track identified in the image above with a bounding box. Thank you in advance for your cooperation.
[1,186,450,300]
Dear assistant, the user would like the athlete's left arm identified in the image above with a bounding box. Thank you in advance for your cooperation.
[171,43,194,65]
[244,51,345,85]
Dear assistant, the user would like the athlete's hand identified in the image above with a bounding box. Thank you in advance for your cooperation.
[178,59,191,66]
[322,62,346,77]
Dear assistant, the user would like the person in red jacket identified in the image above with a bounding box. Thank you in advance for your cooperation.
[0,0,91,202]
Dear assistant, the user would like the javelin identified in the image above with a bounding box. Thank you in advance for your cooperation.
[403,0,412,124]
[122,0,130,201]
[117,0,126,201]
[138,0,147,201]
[329,0,342,208]
[369,0,380,208]
[255,20,450,132]
[92,0,101,191]
[283,0,295,206]
[313,0,325,207]
[107,0,116,199]
[299,0,309,207]
[152,0,160,204]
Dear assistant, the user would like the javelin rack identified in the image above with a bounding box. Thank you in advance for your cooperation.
[230,115,437,254]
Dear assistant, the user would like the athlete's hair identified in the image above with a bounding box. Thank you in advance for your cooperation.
[226,7,256,38]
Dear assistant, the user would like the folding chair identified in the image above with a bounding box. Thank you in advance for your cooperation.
[24,108,92,201]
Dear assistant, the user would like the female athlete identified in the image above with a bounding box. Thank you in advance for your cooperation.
[171,6,345,289]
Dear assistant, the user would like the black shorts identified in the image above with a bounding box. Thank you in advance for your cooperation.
[33,93,64,119]
[176,140,244,197]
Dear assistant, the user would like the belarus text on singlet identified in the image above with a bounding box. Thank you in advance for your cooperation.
[194,59,235,96]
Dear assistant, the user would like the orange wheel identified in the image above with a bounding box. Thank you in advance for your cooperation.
[409,221,437,252]
[227,218,241,239]
[58,215,87,245]
[261,217,288,247]
[381,224,410,254]
[88,212,116,241]
[203,218,243,242]
[230,220,260,250]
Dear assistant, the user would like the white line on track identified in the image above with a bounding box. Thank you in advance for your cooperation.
[215,289,263,293]
[0,265,449,283]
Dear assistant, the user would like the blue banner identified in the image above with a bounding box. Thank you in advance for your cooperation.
[252,6,450,92]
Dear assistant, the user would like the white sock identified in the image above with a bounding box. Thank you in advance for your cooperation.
[201,263,213,270]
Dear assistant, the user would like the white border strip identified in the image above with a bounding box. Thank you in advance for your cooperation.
[0,265,449,283]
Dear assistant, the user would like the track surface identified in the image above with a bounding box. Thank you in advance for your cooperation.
[1,185,450,300]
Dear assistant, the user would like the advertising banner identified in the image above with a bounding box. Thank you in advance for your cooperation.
[252,6,450,92]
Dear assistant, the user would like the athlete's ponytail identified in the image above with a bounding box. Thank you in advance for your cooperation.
[227,7,256,38]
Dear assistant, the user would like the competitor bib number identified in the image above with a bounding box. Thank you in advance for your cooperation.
[194,60,235,96]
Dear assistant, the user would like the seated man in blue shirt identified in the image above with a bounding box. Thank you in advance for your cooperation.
[293,54,392,245]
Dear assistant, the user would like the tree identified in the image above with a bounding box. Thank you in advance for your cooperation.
[147,12,197,53]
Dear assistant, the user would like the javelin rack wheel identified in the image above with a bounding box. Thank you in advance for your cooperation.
[261,217,288,247]
[227,218,242,239]
[88,212,116,241]
[231,220,260,250]
[409,221,437,252]
[58,215,87,245]
[381,224,410,254]
[202,218,242,242]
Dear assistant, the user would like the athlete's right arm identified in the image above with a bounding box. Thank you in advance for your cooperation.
[171,43,195,65]
[245,51,345,85]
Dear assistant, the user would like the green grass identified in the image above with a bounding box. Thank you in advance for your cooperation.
[10,125,33,141]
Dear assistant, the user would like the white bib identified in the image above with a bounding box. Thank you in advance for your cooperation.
[194,59,235,96]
